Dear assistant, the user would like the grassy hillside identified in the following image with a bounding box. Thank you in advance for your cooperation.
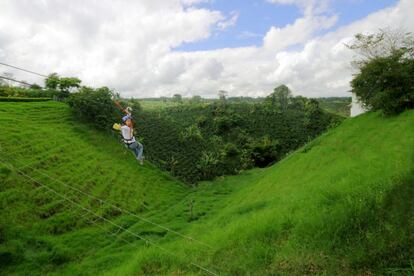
[0,101,413,275]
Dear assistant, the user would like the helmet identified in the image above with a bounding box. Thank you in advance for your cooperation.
[122,114,132,122]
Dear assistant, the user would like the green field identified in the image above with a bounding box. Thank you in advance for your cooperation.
[1,101,413,275]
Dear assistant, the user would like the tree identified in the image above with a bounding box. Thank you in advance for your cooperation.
[172,93,182,103]
[190,95,202,104]
[67,86,117,129]
[59,77,81,93]
[197,151,219,180]
[248,136,280,167]
[266,84,292,111]
[30,84,42,90]
[347,28,414,68]
[45,73,60,90]
[289,96,308,110]
[45,73,81,99]
[218,90,227,102]
[348,29,414,115]
[351,51,414,115]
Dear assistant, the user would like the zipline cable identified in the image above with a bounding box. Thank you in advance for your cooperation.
[0,146,213,249]
[0,75,36,87]
[0,62,48,77]
[0,159,218,276]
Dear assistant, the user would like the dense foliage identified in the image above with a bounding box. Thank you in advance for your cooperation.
[0,85,57,98]
[349,29,414,115]
[45,73,81,99]
[351,51,414,115]
[136,94,342,183]
[67,86,120,129]
[0,97,52,102]
[317,97,351,117]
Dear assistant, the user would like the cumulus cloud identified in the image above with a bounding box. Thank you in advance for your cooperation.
[0,0,413,98]
[263,14,338,51]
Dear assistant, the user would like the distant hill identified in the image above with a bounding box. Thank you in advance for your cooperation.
[139,97,352,117]
[0,101,412,275]
[317,97,351,117]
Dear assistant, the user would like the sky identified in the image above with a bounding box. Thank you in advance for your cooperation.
[0,0,412,98]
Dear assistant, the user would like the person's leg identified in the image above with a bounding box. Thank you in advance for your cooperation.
[128,142,139,158]
[136,142,144,161]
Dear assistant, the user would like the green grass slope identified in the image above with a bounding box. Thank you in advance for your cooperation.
[0,101,413,275]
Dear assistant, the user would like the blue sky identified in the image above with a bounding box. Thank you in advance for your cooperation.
[177,0,399,51]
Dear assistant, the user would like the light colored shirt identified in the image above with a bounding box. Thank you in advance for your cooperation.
[120,125,136,143]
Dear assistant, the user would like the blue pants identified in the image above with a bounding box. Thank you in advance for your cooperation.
[127,142,143,160]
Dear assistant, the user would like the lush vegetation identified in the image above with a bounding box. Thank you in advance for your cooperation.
[349,29,414,115]
[66,86,120,130]
[317,97,351,117]
[1,101,413,275]
[0,97,51,102]
[139,96,351,116]
[0,78,346,184]
[0,85,56,99]
[136,88,342,183]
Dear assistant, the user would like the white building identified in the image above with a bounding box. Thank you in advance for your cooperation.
[350,93,369,117]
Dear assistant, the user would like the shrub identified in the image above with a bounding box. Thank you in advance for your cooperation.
[248,136,281,167]
[197,152,219,180]
[67,86,118,129]
[348,29,414,115]
[180,124,203,142]
[351,51,414,115]
[213,115,242,135]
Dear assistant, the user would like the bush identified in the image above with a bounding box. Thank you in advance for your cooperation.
[180,124,203,142]
[351,51,414,115]
[197,151,219,180]
[67,86,118,129]
[248,136,281,167]
[0,86,57,98]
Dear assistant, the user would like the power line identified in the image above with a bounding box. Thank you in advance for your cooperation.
[0,75,36,87]
[0,62,48,77]
[0,159,218,276]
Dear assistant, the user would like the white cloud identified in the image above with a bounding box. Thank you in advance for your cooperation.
[267,0,331,16]
[217,11,239,30]
[0,0,224,90]
[0,0,413,98]
[263,14,338,51]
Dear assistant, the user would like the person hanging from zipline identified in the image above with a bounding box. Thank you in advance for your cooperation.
[114,101,144,165]
[121,115,144,165]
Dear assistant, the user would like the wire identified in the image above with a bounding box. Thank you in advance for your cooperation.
[0,147,213,249]
[0,159,218,275]
[0,75,36,87]
[0,62,48,77]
